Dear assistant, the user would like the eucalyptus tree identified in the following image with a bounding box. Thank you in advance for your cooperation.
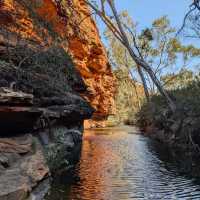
[104,13,200,93]
[139,16,200,92]
[85,0,200,112]
[84,0,177,112]
[104,11,150,101]
[161,69,194,90]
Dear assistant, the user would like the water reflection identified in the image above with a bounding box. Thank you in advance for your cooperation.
[45,126,200,200]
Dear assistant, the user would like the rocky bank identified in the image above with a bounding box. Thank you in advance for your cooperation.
[136,90,200,176]
[0,47,93,199]
[0,0,116,127]
[0,0,115,199]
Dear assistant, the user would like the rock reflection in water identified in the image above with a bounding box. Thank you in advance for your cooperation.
[45,126,200,200]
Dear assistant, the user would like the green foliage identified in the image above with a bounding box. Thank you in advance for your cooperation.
[104,11,136,70]
[136,72,200,146]
[161,69,194,90]
[104,13,200,96]
[44,127,70,172]
[108,69,145,125]
[0,45,86,102]
[104,14,184,77]
[140,28,153,41]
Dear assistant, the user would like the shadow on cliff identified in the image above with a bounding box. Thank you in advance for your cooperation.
[0,44,94,135]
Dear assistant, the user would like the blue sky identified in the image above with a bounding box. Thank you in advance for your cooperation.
[97,0,193,42]
[114,0,192,31]
[95,0,200,74]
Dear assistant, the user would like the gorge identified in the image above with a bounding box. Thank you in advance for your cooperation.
[0,0,115,199]
[1,0,200,200]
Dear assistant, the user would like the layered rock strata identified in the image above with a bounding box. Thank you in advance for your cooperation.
[0,47,93,199]
[0,0,116,127]
[0,0,116,197]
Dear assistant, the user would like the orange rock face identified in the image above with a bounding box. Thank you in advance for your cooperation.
[0,0,116,127]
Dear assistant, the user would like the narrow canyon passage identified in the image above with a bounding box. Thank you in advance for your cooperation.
[45,126,200,200]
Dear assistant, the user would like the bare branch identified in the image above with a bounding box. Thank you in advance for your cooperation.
[177,1,197,35]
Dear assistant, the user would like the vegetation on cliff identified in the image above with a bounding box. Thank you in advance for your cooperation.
[85,1,200,168]
[106,68,144,126]
[134,2,200,155]
[0,1,97,198]
[102,11,200,125]
[0,0,116,128]
[2,0,200,198]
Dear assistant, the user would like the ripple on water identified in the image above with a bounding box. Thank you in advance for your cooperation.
[45,127,200,200]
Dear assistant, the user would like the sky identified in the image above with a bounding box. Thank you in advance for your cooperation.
[97,0,193,42]
[114,0,192,31]
[95,0,200,74]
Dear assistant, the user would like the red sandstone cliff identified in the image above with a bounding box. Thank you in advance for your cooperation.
[0,0,116,127]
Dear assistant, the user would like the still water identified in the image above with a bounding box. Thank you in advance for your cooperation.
[45,126,200,200]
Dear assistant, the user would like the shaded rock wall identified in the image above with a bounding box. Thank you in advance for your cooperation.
[0,134,49,200]
[0,0,110,198]
[0,47,93,199]
[0,0,116,127]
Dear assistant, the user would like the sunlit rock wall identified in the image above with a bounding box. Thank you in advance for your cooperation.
[0,0,116,127]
